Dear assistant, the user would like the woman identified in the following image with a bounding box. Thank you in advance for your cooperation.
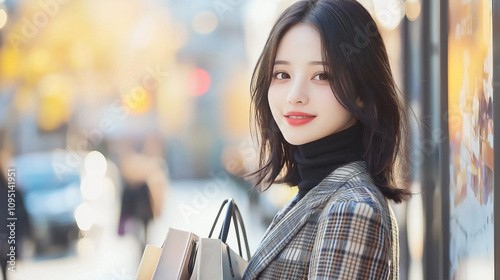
[243,0,411,279]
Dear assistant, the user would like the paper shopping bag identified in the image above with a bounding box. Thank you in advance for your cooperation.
[190,238,248,280]
[152,228,199,280]
[136,244,162,280]
[189,198,250,280]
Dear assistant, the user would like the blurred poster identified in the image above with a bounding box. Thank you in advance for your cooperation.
[448,0,494,279]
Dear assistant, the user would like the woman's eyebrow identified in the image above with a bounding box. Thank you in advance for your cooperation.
[274,60,289,65]
[273,60,324,65]
[308,61,324,65]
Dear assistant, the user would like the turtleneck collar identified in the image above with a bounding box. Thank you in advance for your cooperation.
[294,123,365,200]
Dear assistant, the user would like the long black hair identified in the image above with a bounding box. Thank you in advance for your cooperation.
[248,0,411,203]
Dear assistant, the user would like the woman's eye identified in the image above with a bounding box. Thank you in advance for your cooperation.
[274,72,290,80]
[313,73,328,81]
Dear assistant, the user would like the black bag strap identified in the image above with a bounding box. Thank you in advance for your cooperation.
[208,198,231,240]
[208,198,251,260]
[233,202,251,260]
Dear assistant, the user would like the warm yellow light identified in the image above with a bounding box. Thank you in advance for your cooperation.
[37,95,71,130]
[0,48,20,80]
[0,9,7,29]
[157,64,194,133]
[26,49,52,76]
[405,0,421,21]
[122,86,152,115]
[192,11,218,34]
[37,74,73,131]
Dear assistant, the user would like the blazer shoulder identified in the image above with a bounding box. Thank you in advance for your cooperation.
[321,174,393,230]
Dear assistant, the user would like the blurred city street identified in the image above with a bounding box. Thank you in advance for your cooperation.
[8,178,277,280]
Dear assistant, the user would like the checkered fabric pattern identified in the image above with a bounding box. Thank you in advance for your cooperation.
[243,161,399,280]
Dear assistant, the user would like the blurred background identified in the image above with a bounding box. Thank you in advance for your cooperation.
[0,0,497,279]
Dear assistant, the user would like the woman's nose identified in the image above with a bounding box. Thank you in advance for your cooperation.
[286,79,308,104]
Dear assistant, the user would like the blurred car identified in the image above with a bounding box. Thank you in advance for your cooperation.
[12,151,82,257]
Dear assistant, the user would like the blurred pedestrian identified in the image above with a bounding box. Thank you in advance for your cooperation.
[118,152,168,252]
[243,1,411,279]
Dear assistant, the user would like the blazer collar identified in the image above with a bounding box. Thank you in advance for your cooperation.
[245,161,367,278]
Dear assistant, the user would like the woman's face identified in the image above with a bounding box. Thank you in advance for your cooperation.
[268,23,355,145]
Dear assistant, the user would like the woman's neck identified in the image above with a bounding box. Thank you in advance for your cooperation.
[294,123,365,200]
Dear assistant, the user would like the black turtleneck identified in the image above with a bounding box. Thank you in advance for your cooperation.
[294,123,365,200]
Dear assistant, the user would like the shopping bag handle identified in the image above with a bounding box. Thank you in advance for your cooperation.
[208,198,231,241]
[231,201,250,260]
[208,198,251,260]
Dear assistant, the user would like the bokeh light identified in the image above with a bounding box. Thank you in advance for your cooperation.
[80,176,103,201]
[187,68,211,96]
[192,10,218,34]
[0,8,7,29]
[405,0,421,21]
[122,86,153,115]
[373,0,404,30]
[84,151,108,177]
[37,73,74,131]
[74,203,93,231]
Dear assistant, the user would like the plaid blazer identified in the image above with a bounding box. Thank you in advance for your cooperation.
[243,161,399,280]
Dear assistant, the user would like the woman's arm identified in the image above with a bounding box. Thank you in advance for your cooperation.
[309,201,391,280]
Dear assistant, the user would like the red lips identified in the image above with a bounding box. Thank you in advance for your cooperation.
[284,111,316,126]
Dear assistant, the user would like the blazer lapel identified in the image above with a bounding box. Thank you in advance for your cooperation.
[244,193,320,278]
[245,161,367,278]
